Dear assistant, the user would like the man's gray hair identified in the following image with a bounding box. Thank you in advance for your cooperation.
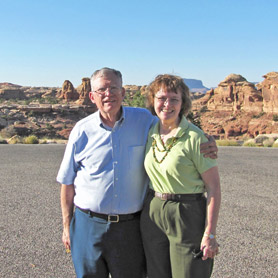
[91,67,123,89]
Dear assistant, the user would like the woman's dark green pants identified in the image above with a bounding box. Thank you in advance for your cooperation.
[140,191,213,278]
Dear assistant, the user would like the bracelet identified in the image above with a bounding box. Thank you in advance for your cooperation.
[204,233,216,239]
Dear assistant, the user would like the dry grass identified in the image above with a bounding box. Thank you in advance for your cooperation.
[216,140,239,147]
[243,141,258,147]
[23,135,39,144]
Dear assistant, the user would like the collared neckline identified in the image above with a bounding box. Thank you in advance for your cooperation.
[151,116,190,140]
[97,107,126,130]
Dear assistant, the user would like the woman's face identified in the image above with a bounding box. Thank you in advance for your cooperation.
[154,88,182,125]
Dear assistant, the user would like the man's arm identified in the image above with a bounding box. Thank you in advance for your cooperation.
[60,184,75,251]
[200,134,218,159]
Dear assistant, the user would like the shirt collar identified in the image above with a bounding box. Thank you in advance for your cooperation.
[151,116,190,139]
[97,106,125,129]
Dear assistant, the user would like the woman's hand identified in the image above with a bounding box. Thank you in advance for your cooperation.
[201,235,219,260]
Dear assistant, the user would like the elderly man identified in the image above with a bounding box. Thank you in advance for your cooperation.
[57,67,217,278]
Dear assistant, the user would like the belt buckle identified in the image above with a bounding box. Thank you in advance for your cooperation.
[108,214,120,223]
[161,193,168,201]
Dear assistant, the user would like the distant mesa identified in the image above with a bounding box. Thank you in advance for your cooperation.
[0,82,22,88]
[183,78,210,93]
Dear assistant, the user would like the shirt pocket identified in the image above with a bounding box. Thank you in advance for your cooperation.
[128,145,146,170]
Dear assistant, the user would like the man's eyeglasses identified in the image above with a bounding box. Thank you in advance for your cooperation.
[155,97,181,105]
[93,86,121,96]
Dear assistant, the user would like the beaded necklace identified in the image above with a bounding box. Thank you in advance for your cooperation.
[152,136,179,163]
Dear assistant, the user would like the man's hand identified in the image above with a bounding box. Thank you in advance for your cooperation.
[62,226,71,253]
[200,134,218,159]
[60,184,75,254]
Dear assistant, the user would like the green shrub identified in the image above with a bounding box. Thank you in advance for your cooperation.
[24,135,39,144]
[243,141,257,147]
[273,114,278,122]
[187,112,202,129]
[273,143,278,148]
[216,140,239,146]
[0,125,17,138]
[39,138,48,144]
[46,123,54,130]
[46,97,58,104]
[8,135,23,144]
[200,106,207,113]
[24,99,32,105]
[124,91,146,108]
[27,111,35,117]
[0,135,7,144]
[252,112,265,119]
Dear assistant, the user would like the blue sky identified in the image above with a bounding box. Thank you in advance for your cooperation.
[0,0,277,88]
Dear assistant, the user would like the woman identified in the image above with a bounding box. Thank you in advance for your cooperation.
[140,74,221,278]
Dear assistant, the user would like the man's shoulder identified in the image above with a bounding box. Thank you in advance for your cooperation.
[69,111,98,139]
[124,106,152,116]
[123,107,155,126]
[124,107,155,131]
[75,111,98,127]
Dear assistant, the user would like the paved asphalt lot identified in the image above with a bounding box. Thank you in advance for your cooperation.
[0,145,277,278]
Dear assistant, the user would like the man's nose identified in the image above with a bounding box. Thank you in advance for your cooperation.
[104,87,113,96]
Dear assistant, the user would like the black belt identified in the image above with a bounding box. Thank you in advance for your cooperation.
[149,189,204,201]
[76,207,141,223]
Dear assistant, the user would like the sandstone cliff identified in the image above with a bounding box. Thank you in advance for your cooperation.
[256,72,278,113]
[76,78,91,105]
[194,74,263,113]
[193,72,278,138]
[58,80,79,101]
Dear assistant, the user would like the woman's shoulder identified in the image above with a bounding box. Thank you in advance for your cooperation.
[186,121,208,143]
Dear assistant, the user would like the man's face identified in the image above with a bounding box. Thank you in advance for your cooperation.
[89,72,125,118]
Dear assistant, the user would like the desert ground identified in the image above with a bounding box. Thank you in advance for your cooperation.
[0,145,277,278]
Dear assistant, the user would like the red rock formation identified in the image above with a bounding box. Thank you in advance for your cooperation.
[76,78,92,105]
[58,128,73,139]
[59,80,79,101]
[192,73,278,139]
[204,74,263,113]
[256,72,278,113]
[140,85,148,96]
[124,85,141,93]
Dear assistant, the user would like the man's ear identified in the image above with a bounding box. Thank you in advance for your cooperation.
[89,92,96,103]
[121,87,126,98]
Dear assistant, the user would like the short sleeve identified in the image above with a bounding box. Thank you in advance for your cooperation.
[190,132,217,174]
[56,127,79,185]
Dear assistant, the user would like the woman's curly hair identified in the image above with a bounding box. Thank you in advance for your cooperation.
[146,74,192,117]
